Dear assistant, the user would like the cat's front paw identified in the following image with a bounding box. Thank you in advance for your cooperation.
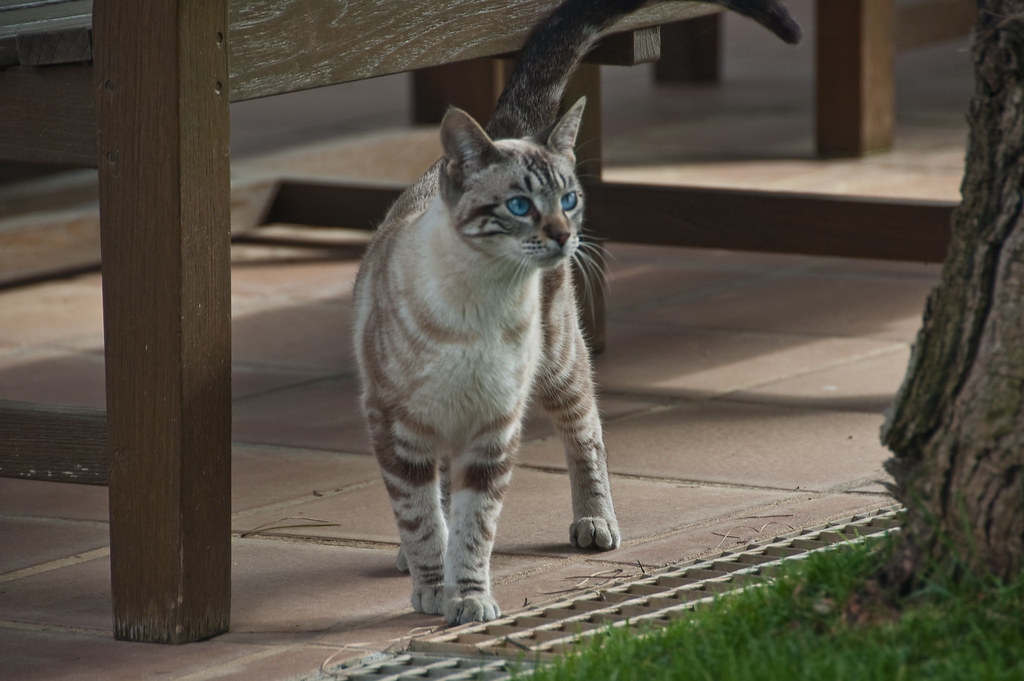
[410,583,445,615]
[445,593,501,625]
[570,516,620,550]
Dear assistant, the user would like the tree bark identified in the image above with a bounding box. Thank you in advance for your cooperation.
[881,2,1024,584]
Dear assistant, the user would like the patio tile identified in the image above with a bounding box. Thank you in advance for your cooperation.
[518,400,892,493]
[232,445,380,514]
[602,261,754,315]
[232,375,369,453]
[0,346,342,408]
[230,539,410,634]
[496,471,794,557]
[604,243,812,272]
[308,610,451,652]
[0,275,104,351]
[230,250,362,304]
[729,345,912,413]
[0,548,112,631]
[0,517,108,575]
[622,268,935,341]
[231,538,566,639]
[232,476,395,545]
[0,627,267,681]
[175,643,359,681]
[605,492,895,567]
[0,478,107,521]
[594,321,901,398]
[0,349,105,408]
[233,467,794,559]
[232,301,355,372]
[232,364,330,401]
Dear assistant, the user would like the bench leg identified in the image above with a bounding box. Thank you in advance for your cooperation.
[816,0,894,156]
[412,58,510,125]
[654,15,722,83]
[94,0,232,643]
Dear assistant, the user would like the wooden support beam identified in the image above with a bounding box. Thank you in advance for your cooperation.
[0,401,108,485]
[412,58,511,126]
[94,0,232,644]
[816,0,895,157]
[655,15,721,83]
[261,178,954,263]
[262,179,407,230]
[585,182,954,263]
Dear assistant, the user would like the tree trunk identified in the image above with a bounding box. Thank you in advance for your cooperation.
[881,2,1024,584]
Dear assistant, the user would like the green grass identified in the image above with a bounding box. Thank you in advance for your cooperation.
[521,538,1024,681]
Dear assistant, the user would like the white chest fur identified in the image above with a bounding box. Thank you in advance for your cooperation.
[356,198,544,446]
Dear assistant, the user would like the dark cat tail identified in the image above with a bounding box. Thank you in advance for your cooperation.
[717,0,802,44]
[486,0,801,141]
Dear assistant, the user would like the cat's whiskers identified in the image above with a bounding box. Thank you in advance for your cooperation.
[571,239,607,303]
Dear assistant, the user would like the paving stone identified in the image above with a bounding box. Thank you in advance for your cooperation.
[232,376,369,453]
[594,322,903,398]
[519,400,893,493]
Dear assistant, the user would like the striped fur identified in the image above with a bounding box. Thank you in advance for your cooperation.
[353,0,800,624]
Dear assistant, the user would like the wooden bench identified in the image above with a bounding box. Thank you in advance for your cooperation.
[0,0,958,643]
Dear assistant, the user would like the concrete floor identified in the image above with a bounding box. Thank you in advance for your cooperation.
[0,2,971,679]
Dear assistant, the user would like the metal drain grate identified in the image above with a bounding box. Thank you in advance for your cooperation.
[411,505,901,659]
[332,653,531,681]
[320,505,900,680]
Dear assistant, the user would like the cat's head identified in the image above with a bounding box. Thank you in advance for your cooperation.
[438,98,586,271]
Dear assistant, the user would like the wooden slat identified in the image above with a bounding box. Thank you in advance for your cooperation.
[17,24,91,65]
[0,0,92,66]
[0,64,96,166]
[816,0,895,156]
[586,182,955,262]
[0,400,107,485]
[94,0,232,644]
[0,0,91,38]
[227,0,715,101]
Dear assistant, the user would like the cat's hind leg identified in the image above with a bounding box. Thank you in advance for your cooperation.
[537,270,620,551]
[367,406,448,615]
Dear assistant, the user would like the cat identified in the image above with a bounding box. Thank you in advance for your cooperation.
[352,0,800,625]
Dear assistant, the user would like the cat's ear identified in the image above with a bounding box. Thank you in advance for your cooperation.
[545,96,586,158]
[440,108,502,181]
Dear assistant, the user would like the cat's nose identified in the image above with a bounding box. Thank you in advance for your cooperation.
[545,226,571,247]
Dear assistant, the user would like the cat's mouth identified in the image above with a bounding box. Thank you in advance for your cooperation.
[533,242,576,268]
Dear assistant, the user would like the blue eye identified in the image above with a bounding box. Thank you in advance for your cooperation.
[560,191,578,211]
[506,196,532,216]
